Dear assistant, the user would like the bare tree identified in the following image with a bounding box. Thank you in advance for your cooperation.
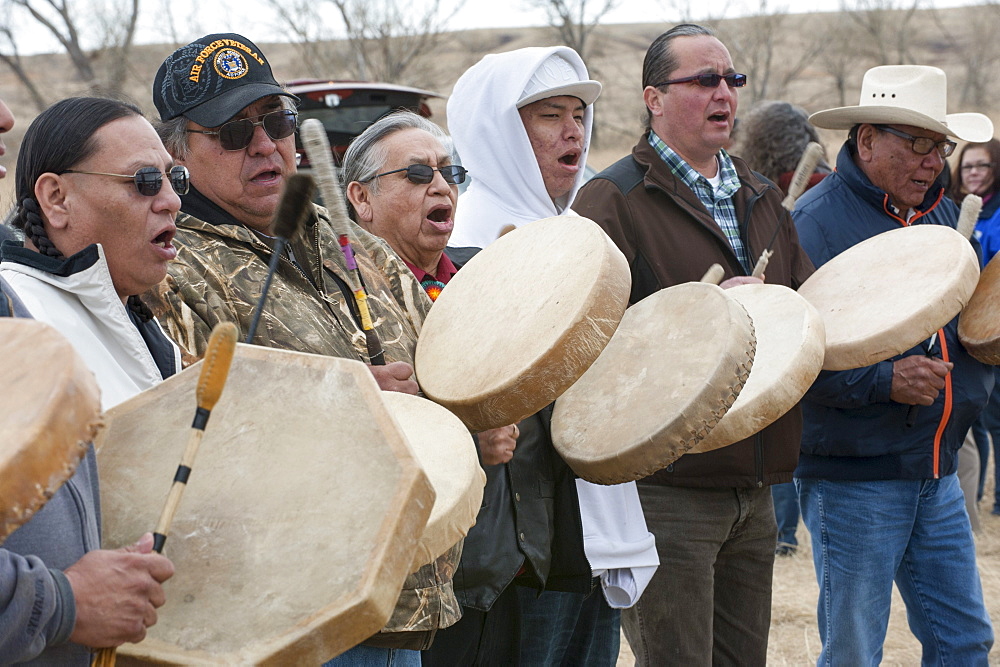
[714,1,825,104]
[527,0,620,62]
[810,10,869,107]
[92,0,139,95]
[928,2,1000,108]
[262,0,345,79]
[0,25,47,111]
[327,0,459,84]
[839,0,925,65]
[0,0,141,95]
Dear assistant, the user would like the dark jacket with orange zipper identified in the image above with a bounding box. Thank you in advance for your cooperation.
[792,142,994,480]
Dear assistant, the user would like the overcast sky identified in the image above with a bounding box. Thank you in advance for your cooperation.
[6,0,979,56]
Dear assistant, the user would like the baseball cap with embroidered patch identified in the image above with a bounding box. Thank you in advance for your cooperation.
[517,53,602,109]
[153,33,297,127]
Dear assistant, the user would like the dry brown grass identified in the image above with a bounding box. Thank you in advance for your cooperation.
[616,473,1000,665]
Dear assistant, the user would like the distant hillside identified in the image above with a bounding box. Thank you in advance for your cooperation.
[0,5,993,206]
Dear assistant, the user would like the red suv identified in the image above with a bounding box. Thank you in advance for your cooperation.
[288,79,443,167]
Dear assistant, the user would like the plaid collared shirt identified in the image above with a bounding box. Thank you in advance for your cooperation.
[648,131,751,272]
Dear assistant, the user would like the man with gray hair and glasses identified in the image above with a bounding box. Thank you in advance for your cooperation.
[574,23,814,664]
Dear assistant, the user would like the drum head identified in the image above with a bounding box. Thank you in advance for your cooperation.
[381,392,485,572]
[0,319,101,542]
[551,282,756,485]
[98,345,434,664]
[688,284,825,454]
[416,216,630,432]
[959,251,1000,364]
[798,225,979,371]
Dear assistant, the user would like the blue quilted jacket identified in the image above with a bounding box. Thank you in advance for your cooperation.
[791,143,993,481]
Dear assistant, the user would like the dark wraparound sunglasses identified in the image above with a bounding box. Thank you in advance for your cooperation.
[874,125,956,158]
[63,165,190,196]
[652,73,748,89]
[362,164,468,185]
[186,109,298,151]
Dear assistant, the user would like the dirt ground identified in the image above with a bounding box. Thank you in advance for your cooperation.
[616,472,1000,665]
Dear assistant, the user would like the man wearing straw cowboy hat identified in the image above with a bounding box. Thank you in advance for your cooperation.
[792,65,994,664]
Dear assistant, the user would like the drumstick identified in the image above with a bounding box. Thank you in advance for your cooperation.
[498,224,517,238]
[700,263,725,285]
[334,233,384,364]
[750,142,824,279]
[246,174,315,343]
[300,118,386,365]
[93,323,238,667]
[956,193,983,240]
[905,330,938,428]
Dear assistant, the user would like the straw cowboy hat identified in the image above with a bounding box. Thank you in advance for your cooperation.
[809,65,993,143]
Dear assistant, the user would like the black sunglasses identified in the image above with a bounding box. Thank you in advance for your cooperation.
[187,109,298,151]
[874,125,956,158]
[363,164,468,185]
[652,73,748,89]
[63,165,190,196]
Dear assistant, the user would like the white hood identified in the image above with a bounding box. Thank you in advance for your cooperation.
[447,46,595,248]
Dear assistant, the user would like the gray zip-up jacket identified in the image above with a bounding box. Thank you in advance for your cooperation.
[0,274,97,666]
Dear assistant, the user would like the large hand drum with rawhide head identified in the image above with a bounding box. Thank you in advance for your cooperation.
[416,215,630,432]
[687,284,825,454]
[959,252,1000,364]
[551,282,756,485]
[0,319,102,542]
[97,345,434,664]
[381,392,485,573]
[798,224,979,371]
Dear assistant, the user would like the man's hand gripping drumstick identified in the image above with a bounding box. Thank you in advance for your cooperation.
[900,194,980,427]
[749,141,824,279]
[92,323,238,667]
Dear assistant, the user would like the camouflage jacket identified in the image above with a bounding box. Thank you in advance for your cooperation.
[144,201,461,642]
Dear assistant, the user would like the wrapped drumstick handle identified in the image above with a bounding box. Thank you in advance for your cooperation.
[956,193,983,241]
[751,142,824,279]
[299,119,353,238]
[300,118,385,365]
[153,322,238,552]
[93,323,238,667]
[700,263,725,285]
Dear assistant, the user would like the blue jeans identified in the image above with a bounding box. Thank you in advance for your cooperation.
[323,645,420,667]
[796,474,993,666]
[516,582,620,666]
[771,482,800,548]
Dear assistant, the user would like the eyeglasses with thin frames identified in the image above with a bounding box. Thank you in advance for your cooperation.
[874,125,956,158]
[960,162,994,172]
[362,164,468,185]
[186,109,298,151]
[652,73,748,89]
[62,165,190,196]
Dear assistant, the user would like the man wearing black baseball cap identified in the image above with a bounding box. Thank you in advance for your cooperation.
[145,35,461,665]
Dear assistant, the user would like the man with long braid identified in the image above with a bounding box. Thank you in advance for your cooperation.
[0,96,178,664]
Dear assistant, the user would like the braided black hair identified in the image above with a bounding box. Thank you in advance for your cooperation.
[13,97,154,321]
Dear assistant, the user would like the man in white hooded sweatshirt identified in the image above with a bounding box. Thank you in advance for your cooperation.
[442,46,658,665]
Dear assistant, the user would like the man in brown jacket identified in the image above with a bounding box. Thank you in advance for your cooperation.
[574,23,813,665]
